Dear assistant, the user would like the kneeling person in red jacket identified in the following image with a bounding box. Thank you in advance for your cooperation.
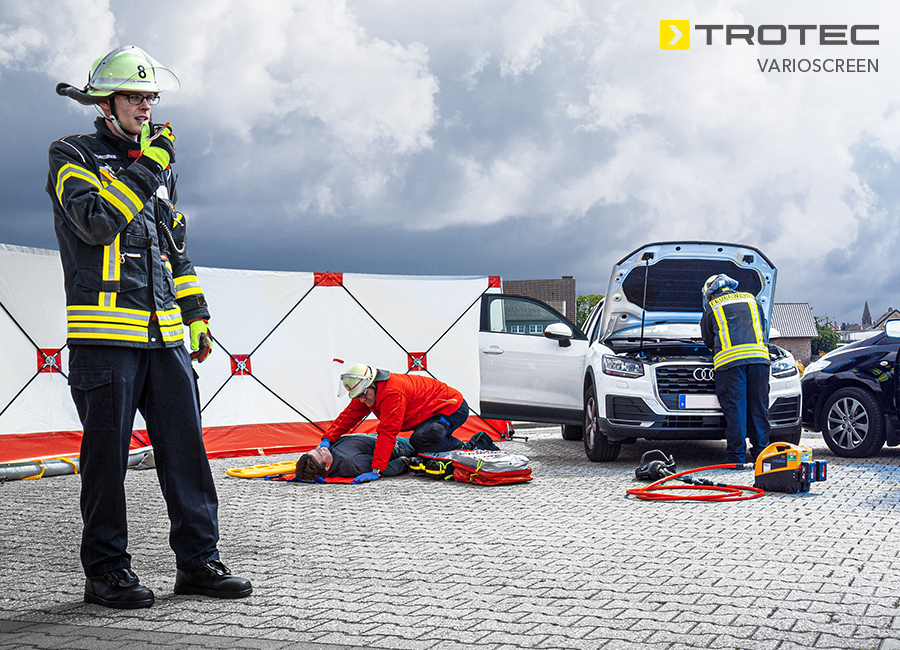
[318,364,496,483]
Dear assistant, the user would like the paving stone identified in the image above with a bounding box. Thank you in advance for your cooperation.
[1,428,898,649]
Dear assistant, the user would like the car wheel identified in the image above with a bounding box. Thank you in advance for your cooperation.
[583,384,620,462]
[821,387,886,458]
[561,424,583,441]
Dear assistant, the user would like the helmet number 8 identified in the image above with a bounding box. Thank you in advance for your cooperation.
[137,65,147,79]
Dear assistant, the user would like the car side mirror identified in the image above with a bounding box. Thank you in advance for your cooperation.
[885,319,900,339]
[544,323,573,347]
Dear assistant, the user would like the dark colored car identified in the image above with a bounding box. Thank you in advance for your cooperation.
[801,319,900,457]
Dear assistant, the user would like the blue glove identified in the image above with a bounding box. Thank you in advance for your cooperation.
[318,438,331,449]
[352,471,380,484]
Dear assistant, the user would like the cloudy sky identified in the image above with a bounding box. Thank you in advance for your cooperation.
[1,0,898,326]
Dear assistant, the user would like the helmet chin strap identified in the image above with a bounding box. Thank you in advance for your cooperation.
[98,96,140,140]
[105,115,134,139]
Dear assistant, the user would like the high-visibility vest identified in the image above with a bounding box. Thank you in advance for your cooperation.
[705,291,769,370]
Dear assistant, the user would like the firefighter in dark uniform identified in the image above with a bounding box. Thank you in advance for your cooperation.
[49,46,250,608]
[699,274,771,464]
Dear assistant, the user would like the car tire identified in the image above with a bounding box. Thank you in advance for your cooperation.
[561,424,583,441]
[583,384,620,462]
[821,387,886,458]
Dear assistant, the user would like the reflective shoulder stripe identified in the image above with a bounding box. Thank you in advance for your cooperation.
[56,163,101,203]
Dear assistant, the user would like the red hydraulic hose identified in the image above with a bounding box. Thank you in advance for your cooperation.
[626,463,765,502]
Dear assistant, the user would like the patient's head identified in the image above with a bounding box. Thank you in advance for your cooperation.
[295,446,333,480]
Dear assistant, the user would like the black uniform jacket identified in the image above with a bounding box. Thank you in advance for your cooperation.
[47,117,209,348]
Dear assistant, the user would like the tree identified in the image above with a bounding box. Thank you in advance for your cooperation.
[811,315,840,356]
[576,294,604,329]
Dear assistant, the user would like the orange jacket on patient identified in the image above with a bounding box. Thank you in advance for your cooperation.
[323,373,463,472]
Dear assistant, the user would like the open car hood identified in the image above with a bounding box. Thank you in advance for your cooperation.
[597,241,776,342]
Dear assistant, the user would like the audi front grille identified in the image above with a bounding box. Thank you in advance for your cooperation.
[655,364,716,410]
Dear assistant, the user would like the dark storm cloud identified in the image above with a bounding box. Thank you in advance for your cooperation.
[3,1,900,329]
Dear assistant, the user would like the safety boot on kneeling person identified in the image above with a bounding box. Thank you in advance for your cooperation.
[84,567,154,609]
[174,560,252,599]
[461,431,500,452]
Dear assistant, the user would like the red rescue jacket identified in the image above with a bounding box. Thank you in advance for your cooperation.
[324,373,463,472]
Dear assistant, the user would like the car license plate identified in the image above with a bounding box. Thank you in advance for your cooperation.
[679,394,720,409]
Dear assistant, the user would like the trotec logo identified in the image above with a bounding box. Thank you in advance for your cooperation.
[660,20,690,50]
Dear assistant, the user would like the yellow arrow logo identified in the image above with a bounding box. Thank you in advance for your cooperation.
[660,20,690,50]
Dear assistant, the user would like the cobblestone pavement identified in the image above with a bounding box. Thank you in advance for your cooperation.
[1,426,899,650]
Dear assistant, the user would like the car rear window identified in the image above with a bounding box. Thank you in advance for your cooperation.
[622,259,764,312]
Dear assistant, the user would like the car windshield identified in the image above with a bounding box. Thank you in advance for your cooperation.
[608,321,702,340]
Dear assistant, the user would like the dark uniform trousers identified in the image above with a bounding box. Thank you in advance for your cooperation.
[69,343,220,577]
[409,400,469,454]
[714,363,770,463]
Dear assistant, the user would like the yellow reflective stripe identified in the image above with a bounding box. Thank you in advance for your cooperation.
[713,344,770,369]
[159,308,184,342]
[67,305,151,326]
[749,301,764,345]
[67,322,148,342]
[56,164,101,203]
[174,274,203,299]
[98,179,143,222]
[713,306,731,349]
[161,326,185,342]
[100,237,121,309]
[103,237,120,282]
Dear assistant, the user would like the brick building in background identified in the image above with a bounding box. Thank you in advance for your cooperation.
[502,276,577,324]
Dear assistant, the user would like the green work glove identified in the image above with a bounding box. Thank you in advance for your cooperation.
[188,319,212,362]
[139,122,176,171]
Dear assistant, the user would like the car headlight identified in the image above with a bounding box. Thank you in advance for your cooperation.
[803,358,831,374]
[770,356,799,378]
[602,355,645,378]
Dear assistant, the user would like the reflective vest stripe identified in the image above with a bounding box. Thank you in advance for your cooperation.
[713,343,770,369]
[174,274,203,299]
[55,164,100,203]
[749,300,764,345]
[714,307,731,350]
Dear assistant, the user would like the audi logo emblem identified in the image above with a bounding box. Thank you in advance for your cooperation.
[693,368,715,381]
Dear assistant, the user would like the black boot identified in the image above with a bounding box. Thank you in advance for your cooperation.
[461,431,500,452]
[84,568,154,609]
[174,560,252,599]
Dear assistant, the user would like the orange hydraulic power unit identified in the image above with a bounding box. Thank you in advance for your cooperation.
[753,442,827,494]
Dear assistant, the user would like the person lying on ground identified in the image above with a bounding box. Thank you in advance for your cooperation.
[295,434,415,482]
